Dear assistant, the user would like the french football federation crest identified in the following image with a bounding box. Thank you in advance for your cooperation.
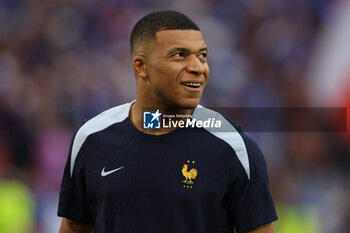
[182,160,198,189]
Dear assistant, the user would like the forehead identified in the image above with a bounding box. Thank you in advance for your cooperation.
[155,30,206,50]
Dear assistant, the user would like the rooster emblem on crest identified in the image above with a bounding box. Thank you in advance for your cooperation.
[182,163,198,185]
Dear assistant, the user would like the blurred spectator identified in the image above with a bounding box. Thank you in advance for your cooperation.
[0,99,32,177]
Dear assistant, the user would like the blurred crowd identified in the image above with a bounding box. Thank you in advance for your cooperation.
[0,0,349,232]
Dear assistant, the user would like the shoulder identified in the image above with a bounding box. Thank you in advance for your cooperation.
[193,105,264,180]
[69,101,134,176]
[75,101,132,140]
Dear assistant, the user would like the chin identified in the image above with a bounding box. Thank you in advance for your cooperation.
[178,98,201,109]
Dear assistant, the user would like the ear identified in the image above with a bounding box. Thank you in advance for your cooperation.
[133,55,148,80]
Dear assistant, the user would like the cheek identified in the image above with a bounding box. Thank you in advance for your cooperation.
[204,65,210,78]
[149,66,180,95]
[155,64,183,83]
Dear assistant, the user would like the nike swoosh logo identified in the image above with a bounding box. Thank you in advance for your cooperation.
[101,166,124,177]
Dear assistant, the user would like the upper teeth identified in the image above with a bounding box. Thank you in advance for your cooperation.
[184,83,201,87]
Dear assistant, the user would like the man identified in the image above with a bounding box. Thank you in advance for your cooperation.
[58,11,277,233]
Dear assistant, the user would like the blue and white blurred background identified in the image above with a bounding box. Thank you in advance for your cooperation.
[0,0,349,232]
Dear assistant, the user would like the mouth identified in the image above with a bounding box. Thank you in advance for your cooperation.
[181,81,203,91]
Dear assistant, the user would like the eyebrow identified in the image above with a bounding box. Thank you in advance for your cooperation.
[167,47,208,55]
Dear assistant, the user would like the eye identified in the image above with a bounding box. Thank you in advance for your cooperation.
[173,52,185,57]
[199,53,207,58]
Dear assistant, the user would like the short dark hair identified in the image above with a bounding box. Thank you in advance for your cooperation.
[130,11,200,56]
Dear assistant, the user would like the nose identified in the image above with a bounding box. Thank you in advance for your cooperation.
[186,55,205,76]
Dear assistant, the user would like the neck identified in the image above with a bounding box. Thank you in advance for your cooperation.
[129,99,196,135]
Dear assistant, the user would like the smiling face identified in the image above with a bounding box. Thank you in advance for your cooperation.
[134,30,209,110]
